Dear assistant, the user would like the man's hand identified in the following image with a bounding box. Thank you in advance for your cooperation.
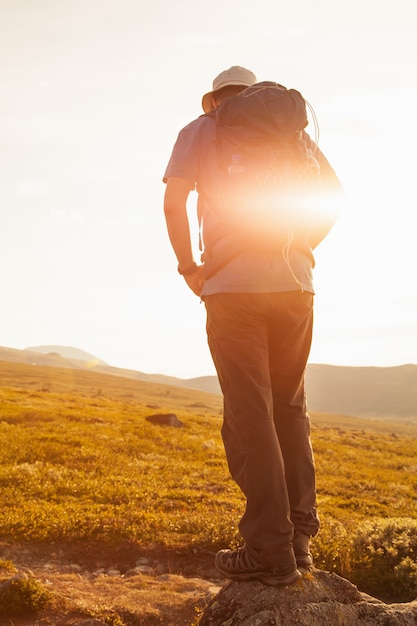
[183,264,205,297]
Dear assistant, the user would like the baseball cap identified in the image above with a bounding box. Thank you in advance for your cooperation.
[201,66,257,113]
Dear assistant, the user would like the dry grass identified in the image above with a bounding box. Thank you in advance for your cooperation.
[1,359,417,623]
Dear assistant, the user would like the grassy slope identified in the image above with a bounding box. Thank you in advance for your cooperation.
[1,359,417,606]
[1,359,417,541]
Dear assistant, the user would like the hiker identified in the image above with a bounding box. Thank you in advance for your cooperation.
[163,66,343,585]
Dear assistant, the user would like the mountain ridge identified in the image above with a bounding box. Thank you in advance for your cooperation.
[0,345,415,420]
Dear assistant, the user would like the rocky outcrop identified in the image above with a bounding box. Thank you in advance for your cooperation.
[199,568,417,625]
[145,413,184,427]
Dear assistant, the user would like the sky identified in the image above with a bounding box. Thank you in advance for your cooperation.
[1,0,416,378]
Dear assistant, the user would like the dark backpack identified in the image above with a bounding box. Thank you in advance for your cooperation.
[202,81,321,274]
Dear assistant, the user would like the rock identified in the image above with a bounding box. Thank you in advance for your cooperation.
[199,568,417,625]
[70,563,83,572]
[0,572,29,594]
[146,413,184,428]
[134,565,154,574]
[77,620,107,626]
[124,568,143,578]
[106,569,121,577]
[92,568,106,577]
[62,563,83,573]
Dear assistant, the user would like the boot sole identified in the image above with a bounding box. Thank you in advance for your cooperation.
[259,569,302,586]
[216,565,302,586]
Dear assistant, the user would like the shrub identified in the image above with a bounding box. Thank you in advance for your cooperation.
[348,517,417,601]
[0,558,15,573]
[0,574,52,617]
[311,517,354,577]
[310,517,417,601]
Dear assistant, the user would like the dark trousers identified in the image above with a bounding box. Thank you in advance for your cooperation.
[205,291,319,568]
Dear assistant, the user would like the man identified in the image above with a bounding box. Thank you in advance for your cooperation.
[163,66,342,585]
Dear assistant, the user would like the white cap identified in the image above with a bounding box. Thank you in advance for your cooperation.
[201,66,257,112]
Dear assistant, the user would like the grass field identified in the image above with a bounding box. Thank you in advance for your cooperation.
[1,359,417,623]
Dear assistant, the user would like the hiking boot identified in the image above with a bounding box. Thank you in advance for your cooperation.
[215,545,301,586]
[293,531,313,567]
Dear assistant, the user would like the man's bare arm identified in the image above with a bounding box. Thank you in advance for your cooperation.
[164,176,205,296]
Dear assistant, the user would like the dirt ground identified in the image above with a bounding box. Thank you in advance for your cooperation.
[0,540,224,625]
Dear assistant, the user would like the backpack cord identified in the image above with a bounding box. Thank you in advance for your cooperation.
[305,100,320,153]
[282,231,304,290]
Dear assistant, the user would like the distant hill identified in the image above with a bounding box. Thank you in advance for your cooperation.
[304,363,417,420]
[0,345,416,420]
[26,345,108,365]
[170,364,417,420]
